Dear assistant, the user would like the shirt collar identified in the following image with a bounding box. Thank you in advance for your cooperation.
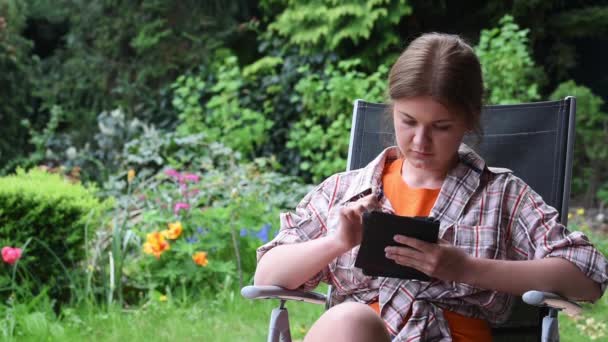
[341,144,488,228]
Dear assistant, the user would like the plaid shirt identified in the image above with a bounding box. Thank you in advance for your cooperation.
[257,145,608,341]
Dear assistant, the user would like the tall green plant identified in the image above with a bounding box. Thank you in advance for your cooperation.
[287,60,388,182]
[475,15,543,104]
[0,1,39,171]
[550,81,608,206]
[266,0,411,68]
[173,56,274,157]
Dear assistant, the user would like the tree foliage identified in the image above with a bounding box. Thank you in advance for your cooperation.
[267,0,411,68]
[0,1,39,171]
[475,15,542,105]
[550,81,608,206]
[287,60,388,181]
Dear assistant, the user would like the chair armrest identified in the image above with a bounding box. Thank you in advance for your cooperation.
[522,290,582,316]
[241,285,327,305]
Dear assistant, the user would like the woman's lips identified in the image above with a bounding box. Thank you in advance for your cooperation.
[410,150,433,157]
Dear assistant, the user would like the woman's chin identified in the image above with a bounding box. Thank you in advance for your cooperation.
[407,158,434,169]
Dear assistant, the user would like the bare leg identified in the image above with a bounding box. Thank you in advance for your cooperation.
[303,302,391,342]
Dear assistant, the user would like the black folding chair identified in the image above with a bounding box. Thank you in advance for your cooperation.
[243,97,581,342]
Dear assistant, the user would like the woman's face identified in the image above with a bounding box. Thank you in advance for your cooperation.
[393,96,469,174]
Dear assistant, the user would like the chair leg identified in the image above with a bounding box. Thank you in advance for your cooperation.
[268,300,292,342]
[541,309,560,342]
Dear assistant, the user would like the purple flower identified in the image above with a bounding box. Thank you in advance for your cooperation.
[196,227,208,235]
[180,183,188,192]
[181,173,200,183]
[164,168,181,180]
[240,228,249,237]
[256,224,271,243]
[173,202,191,216]
[186,236,199,244]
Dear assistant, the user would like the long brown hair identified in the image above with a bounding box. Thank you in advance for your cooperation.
[388,33,484,137]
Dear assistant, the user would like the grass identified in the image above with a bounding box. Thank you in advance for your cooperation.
[560,297,608,341]
[558,219,608,341]
[1,287,326,341]
[3,284,605,341]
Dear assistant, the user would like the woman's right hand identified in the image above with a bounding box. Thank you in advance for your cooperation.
[335,191,382,252]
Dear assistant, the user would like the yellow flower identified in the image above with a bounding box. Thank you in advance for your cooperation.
[159,295,167,302]
[576,208,585,216]
[127,169,136,183]
[568,213,573,220]
[142,232,170,259]
[192,251,208,267]
[162,221,183,240]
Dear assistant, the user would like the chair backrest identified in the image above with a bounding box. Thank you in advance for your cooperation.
[345,98,576,341]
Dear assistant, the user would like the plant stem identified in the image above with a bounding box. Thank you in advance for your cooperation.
[230,222,243,289]
[108,251,115,306]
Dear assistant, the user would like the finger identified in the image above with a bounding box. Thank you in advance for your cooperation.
[438,238,451,246]
[393,235,433,252]
[358,192,381,209]
[385,246,424,260]
[388,255,429,274]
[352,202,377,216]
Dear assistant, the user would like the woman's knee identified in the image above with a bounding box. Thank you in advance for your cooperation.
[304,302,390,342]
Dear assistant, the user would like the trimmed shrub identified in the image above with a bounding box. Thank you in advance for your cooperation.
[0,168,111,302]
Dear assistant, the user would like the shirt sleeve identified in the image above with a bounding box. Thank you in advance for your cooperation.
[510,186,608,294]
[256,176,334,291]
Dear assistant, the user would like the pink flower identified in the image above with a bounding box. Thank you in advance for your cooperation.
[181,173,200,183]
[164,168,181,180]
[174,202,191,216]
[2,247,22,265]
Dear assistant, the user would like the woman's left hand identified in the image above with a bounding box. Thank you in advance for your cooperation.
[385,235,473,283]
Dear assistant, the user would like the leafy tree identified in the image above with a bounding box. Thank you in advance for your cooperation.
[475,15,543,105]
[173,56,273,158]
[287,59,388,181]
[265,0,411,69]
[550,81,608,207]
[5,0,257,181]
[0,1,39,171]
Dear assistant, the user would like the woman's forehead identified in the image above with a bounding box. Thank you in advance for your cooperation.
[393,96,460,121]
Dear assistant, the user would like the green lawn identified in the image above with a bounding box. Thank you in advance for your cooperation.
[559,291,608,341]
[4,286,605,341]
[3,291,325,341]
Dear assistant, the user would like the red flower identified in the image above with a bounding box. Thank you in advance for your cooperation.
[2,247,22,265]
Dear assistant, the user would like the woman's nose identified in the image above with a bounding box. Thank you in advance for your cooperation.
[413,126,431,145]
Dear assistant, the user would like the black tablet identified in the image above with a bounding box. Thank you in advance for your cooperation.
[354,211,440,281]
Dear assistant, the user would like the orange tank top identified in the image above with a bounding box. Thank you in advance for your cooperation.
[369,158,492,342]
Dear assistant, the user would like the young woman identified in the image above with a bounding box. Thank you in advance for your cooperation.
[253,33,608,342]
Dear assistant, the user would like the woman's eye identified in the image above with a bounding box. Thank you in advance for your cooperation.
[403,120,416,126]
[434,125,451,131]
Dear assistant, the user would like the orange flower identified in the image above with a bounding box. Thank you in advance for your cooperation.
[192,251,208,267]
[127,169,136,183]
[143,232,170,259]
[162,221,183,240]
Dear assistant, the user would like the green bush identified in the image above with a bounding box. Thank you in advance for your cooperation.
[0,168,111,302]
[550,80,608,205]
[173,56,274,158]
[287,59,388,182]
[266,0,411,68]
[170,39,339,178]
[475,15,543,104]
[0,1,40,171]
